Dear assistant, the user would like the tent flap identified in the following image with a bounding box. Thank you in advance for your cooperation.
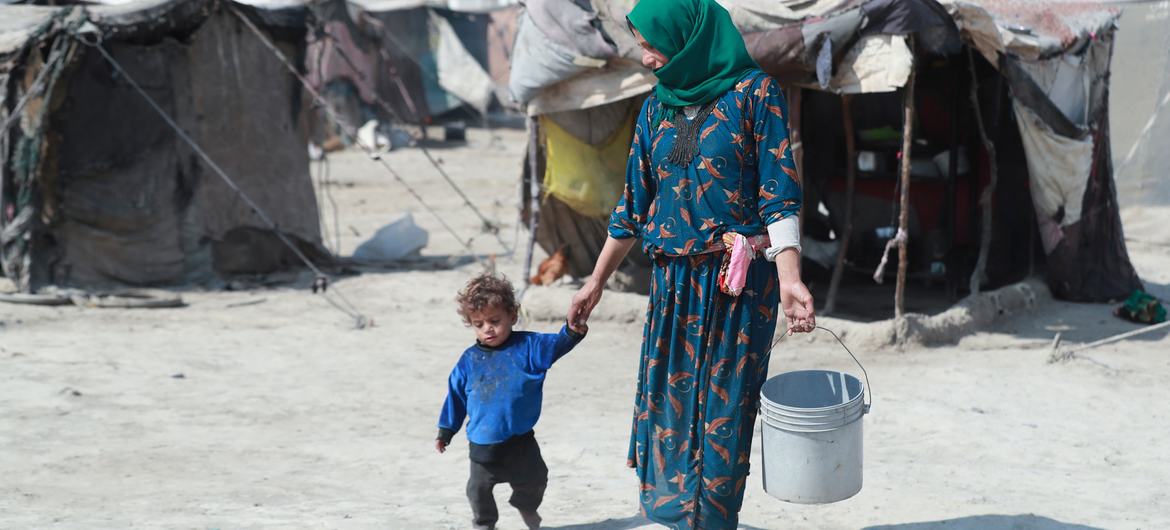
[1013,101,1092,254]
[431,11,495,114]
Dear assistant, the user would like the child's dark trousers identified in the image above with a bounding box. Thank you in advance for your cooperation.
[466,431,547,528]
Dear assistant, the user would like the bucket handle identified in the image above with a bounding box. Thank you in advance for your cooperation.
[770,325,871,413]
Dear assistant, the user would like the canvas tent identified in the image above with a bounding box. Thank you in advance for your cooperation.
[512,0,1143,305]
[303,0,517,145]
[0,0,326,292]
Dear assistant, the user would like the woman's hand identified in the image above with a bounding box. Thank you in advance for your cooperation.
[568,279,604,332]
[775,248,814,335]
[569,237,635,331]
[780,280,816,335]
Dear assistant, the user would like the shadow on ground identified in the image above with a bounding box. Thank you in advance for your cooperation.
[545,515,769,530]
[864,513,1105,530]
[543,515,647,530]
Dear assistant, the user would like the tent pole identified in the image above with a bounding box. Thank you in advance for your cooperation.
[522,117,541,290]
[967,48,999,296]
[895,64,917,320]
[824,94,855,316]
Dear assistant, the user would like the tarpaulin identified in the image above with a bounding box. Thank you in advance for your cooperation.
[539,107,633,217]
[508,2,613,106]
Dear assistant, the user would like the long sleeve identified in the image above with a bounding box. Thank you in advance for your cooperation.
[527,324,586,372]
[608,98,657,239]
[750,76,801,225]
[437,361,468,441]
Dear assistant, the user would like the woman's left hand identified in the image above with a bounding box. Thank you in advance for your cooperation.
[780,280,816,335]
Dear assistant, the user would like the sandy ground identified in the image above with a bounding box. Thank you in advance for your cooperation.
[3,126,1170,530]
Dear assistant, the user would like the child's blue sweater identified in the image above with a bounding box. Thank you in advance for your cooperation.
[437,325,584,445]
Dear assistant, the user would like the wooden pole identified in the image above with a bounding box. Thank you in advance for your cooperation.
[824,94,856,316]
[895,66,917,320]
[522,117,541,289]
[967,49,998,296]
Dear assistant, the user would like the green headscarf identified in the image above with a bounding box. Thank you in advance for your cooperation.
[627,0,758,108]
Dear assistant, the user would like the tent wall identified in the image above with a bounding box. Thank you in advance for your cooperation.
[483,6,519,106]
[307,2,513,134]
[307,7,435,127]
[1,4,323,291]
[1041,33,1141,301]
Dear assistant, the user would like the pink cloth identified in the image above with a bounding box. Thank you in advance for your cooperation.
[719,233,768,296]
[725,234,753,296]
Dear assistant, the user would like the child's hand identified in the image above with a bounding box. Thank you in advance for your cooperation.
[435,439,448,454]
[569,321,589,335]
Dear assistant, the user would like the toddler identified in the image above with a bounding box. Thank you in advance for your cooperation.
[436,273,586,530]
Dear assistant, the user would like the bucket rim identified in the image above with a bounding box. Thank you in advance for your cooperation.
[758,397,870,416]
[760,391,866,414]
[760,370,866,413]
[761,407,865,432]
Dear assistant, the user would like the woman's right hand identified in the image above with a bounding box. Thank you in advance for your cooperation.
[568,279,604,331]
[569,236,634,330]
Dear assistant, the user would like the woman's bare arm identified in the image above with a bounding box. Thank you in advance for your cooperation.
[568,236,637,329]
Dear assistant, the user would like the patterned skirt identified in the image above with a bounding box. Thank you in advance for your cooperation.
[628,252,779,529]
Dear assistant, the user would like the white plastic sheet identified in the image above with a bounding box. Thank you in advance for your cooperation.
[353,213,430,261]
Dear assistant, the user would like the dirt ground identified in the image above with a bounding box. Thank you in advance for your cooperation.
[2,127,1169,530]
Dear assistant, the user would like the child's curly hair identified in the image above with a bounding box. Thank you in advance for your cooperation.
[456,273,519,323]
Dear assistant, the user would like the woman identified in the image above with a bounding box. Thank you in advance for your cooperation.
[566,0,815,528]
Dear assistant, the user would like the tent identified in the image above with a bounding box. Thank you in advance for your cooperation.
[303,0,518,146]
[1,0,326,292]
[512,0,1142,306]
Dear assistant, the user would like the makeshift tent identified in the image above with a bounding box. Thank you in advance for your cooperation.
[512,0,1142,305]
[510,0,649,288]
[303,0,517,144]
[0,0,326,292]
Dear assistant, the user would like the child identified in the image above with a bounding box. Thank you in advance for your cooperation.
[436,273,586,530]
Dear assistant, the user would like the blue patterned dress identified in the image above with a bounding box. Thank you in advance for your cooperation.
[608,70,800,529]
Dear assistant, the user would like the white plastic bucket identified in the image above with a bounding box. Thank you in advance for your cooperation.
[759,329,870,504]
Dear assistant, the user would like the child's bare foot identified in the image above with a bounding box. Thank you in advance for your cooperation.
[519,510,541,529]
